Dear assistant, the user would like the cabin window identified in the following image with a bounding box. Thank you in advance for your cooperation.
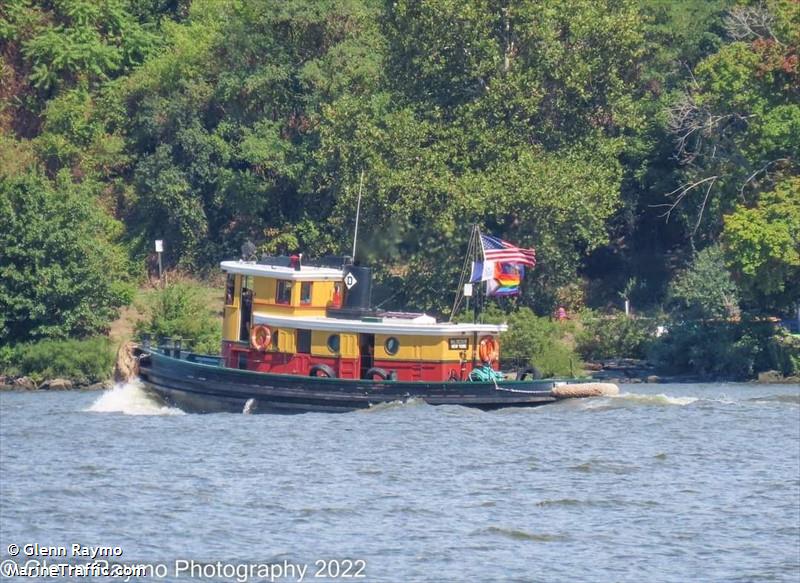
[271,329,280,351]
[300,282,312,304]
[384,336,400,355]
[225,274,235,306]
[276,280,292,304]
[327,334,340,354]
[297,329,311,354]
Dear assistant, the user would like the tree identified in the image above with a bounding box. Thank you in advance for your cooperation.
[0,169,133,342]
[667,244,740,320]
[117,0,384,265]
[723,177,800,313]
[313,0,646,313]
[663,0,799,242]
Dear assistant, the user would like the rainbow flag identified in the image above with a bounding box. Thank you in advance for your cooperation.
[487,262,524,296]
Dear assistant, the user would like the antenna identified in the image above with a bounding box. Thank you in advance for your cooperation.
[351,170,364,260]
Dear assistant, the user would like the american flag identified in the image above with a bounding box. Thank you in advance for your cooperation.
[480,233,536,267]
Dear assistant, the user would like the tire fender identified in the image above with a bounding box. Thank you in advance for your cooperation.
[309,363,336,378]
[516,366,543,381]
[364,367,389,380]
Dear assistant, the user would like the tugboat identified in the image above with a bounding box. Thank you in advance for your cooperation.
[134,246,618,414]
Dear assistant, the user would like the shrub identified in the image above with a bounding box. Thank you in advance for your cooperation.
[649,321,797,379]
[135,282,221,354]
[2,337,116,383]
[772,331,800,376]
[576,311,658,360]
[481,306,581,377]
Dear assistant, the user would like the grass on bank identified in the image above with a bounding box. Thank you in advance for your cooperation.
[1,275,224,383]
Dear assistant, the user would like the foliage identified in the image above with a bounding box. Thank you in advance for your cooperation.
[667,245,740,320]
[723,177,800,312]
[576,311,659,360]
[1,337,116,383]
[1,0,162,139]
[650,321,797,379]
[0,169,134,343]
[135,282,221,354]
[772,329,800,376]
[663,0,799,243]
[0,0,797,374]
[480,306,580,377]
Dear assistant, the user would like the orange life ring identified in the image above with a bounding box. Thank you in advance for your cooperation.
[250,325,271,351]
[478,336,499,363]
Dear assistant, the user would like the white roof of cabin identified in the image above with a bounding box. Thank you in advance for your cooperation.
[253,312,507,336]
[220,260,344,282]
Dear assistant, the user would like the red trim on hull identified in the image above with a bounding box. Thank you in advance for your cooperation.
[221,341,497,381]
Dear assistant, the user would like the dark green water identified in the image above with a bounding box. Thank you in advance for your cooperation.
[1,382,798,582]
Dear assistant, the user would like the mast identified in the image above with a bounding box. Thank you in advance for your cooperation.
[351,170,365,260]
[449,224,481,322]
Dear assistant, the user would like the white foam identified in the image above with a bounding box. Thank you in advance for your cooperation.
[243,398,257,414]
[361,397,427,412]
[87,381,184,416]
[615,392,698,406]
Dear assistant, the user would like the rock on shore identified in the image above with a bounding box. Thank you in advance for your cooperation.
[0,376,111,391]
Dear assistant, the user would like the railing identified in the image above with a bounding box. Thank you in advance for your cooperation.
[139,334,223,366]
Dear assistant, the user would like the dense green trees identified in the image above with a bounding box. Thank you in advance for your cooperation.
[1,0,798,364]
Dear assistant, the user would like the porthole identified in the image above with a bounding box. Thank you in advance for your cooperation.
[384,336,400,355]
[327,334,340,353]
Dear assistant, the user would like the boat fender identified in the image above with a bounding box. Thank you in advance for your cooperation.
[250,325,271,352]
[388,370,398,381]
[364,367,390,380]
[516,366,543,381]
[309,363,336,378]
[478,336,499,363]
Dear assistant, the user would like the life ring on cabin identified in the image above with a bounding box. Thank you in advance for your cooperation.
[310,363,336,378]
[364,367,390,380]
[478,336,499,363]
[516,366,543,381]
[250,325,271,352]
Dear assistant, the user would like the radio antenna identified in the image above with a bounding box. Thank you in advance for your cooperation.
[351,170,364,260]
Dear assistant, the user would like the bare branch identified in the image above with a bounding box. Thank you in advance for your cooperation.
[738,158,791,196]
[724,3,783,46]
[651,175,719,222]
[665,92,754,165]
[693,175,718,234]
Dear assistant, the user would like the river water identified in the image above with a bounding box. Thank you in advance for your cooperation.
[1,382,798,582]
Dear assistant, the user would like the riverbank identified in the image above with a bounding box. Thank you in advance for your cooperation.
[0,375,112,391]
[586,358,800,385]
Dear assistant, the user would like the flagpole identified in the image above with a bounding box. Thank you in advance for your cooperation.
[474,226,481,324]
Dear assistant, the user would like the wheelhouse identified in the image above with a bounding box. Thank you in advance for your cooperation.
[220,257,506,381]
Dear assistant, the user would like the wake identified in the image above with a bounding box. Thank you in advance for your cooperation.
[86,380,184,416]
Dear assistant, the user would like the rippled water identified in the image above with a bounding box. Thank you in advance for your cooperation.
[1,382,799,582]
